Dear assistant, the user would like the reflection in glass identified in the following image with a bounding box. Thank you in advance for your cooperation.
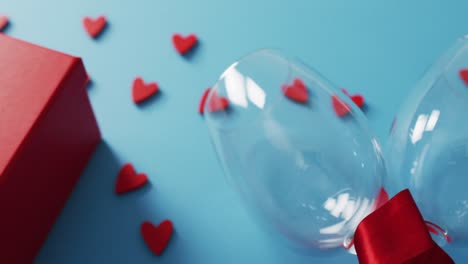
[205,50,385,251]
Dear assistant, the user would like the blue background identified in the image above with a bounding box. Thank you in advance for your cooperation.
[1,0,468,263]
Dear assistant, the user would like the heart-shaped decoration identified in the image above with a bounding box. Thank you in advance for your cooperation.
[282,78,308,103]
[115,163,148,194]
[208,91,229,112]
[172,33,198,55]
[351,94,365,108]
[199,88,211,114]
[341,88,365,108]
[132,77,159,104]
[83,16,107,38]
[459,69,468,86]
[332,95,351,117]
[0,16,9,31]
[141,220,174,256]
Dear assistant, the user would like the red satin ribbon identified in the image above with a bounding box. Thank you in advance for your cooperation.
[354,189,454,264]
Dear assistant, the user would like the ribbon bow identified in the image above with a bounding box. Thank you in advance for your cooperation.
[354,189,454,264]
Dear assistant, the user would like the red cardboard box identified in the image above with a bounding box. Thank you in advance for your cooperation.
[0,34,101,263]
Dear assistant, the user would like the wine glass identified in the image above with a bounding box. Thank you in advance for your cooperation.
[387,36,468,245]
[204,49,386,251]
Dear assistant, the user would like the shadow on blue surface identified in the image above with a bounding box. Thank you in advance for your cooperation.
[182,40,201,61]
[93,21,110,41]
[35,141,177,263]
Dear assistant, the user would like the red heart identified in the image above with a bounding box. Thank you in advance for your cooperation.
[208,91,229,112]
[351,94,365,108]
[282,78,308,103]
[172,33,198,55]
[341,88,365,108]
[332,95,351,117]
[83,16,107,38]
[115,163,148,194]
[141,220,174,256]
[0,16,9,31]
[132,77,159,104]
[459,69,468,86]
[199,88,211,114]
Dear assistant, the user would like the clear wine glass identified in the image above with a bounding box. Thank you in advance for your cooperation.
[204,49,386,251]
[387,36,468,245]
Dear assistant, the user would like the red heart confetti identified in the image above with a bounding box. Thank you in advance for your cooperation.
[141,220,174,256]
[459,69,468,86]
[83,16,107,38]
[282,78,308,103]
[0,16,9,31]
[199,88,211,114]
[115,163,148,194]
[208,91,229,112]
[332,95,351,117]
[172,33,198,55]
[132,77,159,104]
[351,94,365,108]
[341,88,365,108]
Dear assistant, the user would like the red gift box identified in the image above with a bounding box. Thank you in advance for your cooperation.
[0,35,101,263]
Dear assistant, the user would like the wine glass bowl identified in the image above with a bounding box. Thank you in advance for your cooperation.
[387,36,468,244]
[204,50,385,250]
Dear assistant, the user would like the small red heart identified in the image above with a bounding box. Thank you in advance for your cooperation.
[199,88,211,114]
[341,88,365,108]
[83,16,107,38]
[351,94,365,108]
[282,78,308,103]
[132,77,159,104]
[332,95,351,117]
[459,69,468,86]
[141,220,174,256]
[208,91,229,112]
[0,16,9,31]
[115,163,148,194]
[172,33,198,55]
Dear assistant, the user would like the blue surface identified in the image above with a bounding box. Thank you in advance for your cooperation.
[1,0,468,263]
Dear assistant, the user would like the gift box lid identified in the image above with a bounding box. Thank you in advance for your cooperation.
[0,34,87,176]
